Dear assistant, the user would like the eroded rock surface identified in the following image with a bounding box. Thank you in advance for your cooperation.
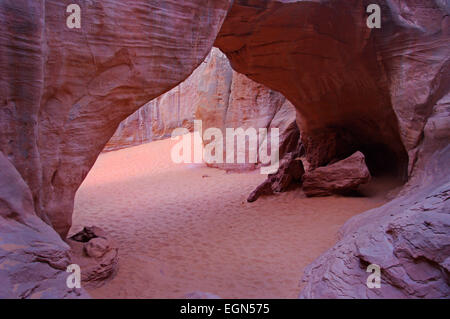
[0,0,232,298]
[1,0,449,299]
[106,47,298,173]
[0,0,232,238]
[299,150,450,298]
[215,0,449,176]
[299,91,450,298]
[303,152,371,197]
[0,151,88,298]
[247,139,304,202]
[68,227,119,288]
[215,0,450,298]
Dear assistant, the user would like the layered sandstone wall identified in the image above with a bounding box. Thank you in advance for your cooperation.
[104,48,297,172]
[103,48,230,151]
[0,0,232,298]
[0,0,448,299]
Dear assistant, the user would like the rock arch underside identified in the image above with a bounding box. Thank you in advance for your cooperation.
[0,0,449,298]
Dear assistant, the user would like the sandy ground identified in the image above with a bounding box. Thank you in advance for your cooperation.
[71,135,396,299]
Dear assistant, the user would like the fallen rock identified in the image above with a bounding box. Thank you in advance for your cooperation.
[68,227,119,289]
[247,179,274,203]
[248,150,305,202]
[85,238,110,259]
[303,152,371,197]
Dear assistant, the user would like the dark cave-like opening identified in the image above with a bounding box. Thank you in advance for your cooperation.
[359,143,408,179]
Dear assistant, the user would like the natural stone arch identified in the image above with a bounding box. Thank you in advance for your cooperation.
[0,0,449,298]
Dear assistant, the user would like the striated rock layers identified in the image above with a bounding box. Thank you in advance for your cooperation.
[105,48,299,173]
[0,152,89,298]
[0,0,449,299]
[0,0,232,298]
[104,48,231,151]
[216,0,450,298]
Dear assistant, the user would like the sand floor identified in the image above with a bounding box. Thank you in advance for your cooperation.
[71,136,395,299]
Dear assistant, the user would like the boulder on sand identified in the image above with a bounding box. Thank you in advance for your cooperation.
[68,227,119,289]
[303,152,371,197]
[247,151,305,202]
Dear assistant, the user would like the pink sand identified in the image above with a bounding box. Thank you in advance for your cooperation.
[71,135,393,299]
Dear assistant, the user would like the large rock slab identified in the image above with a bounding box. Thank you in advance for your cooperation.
[303,152,371,197]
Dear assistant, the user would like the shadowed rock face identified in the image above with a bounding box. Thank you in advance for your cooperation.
[216,0,449,298]
[215,0,449,177]
[0,152,89,298]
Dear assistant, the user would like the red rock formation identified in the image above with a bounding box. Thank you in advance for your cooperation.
[0,0,232,238]
[0,0,232,298]
[195,50,298,171]
[216,0,411,175]
[104,48,232,151]
[105,47,299,171]
[0,151,89,298]
[104,106,153,151]
[0,0,449,299]
[300,147,450,298]
[213,72,297,171]
[216,0,450,298]
[247,149,305,203]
